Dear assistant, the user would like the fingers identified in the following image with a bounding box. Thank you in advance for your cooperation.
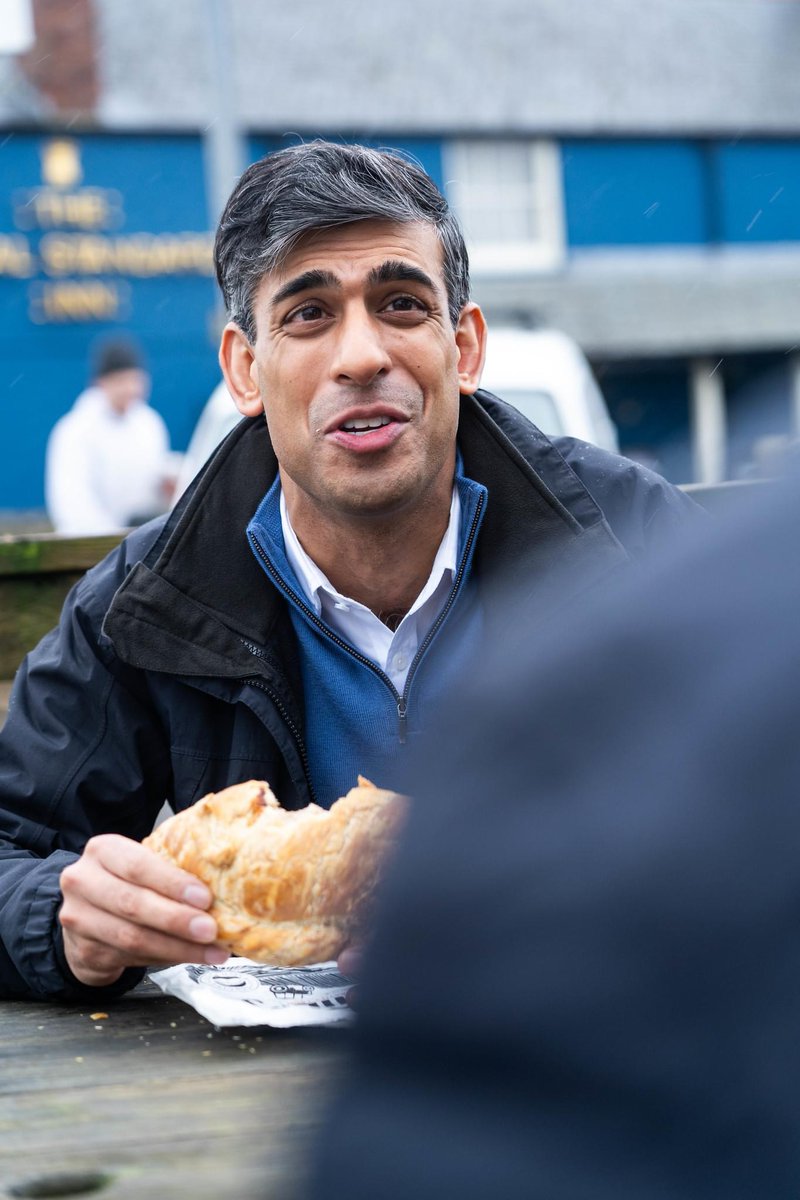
[59,834,228,988]
[62,837,214,943]
[72,833,213,908]
[337,942,364,981]
[338,942,365,1011]
[61,908,228,987]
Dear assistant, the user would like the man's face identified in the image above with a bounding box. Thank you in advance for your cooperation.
[100,368,149,415]
[240,220,480,530]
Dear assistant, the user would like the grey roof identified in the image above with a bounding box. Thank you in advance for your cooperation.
[76,0,800,135]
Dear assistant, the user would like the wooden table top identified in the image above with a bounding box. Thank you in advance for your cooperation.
[0,977,346,1200]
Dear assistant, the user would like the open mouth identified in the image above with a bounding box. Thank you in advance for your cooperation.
[340,415,392,435]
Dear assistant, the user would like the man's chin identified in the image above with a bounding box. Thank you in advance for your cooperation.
[332,471,446,523]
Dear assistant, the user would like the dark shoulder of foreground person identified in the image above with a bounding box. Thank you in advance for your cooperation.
[551,434,706,558]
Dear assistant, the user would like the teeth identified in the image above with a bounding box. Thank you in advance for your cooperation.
[342,416,391,433]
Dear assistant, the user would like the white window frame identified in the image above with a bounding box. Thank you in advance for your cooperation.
[443,138,565,274]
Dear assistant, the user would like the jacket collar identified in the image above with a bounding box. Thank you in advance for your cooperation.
[103,392,628,678]
[459,390,630,630]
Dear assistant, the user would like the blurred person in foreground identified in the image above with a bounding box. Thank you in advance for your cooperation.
[45,336,173,534]
[0,141,699,1002]
[311,475,800,1200]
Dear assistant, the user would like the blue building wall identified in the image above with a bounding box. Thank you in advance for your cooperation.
[562,139,711,246]
[558,136,800,477]
[562,137,800,247]
[0,133,220,511]
[713,141,800,243]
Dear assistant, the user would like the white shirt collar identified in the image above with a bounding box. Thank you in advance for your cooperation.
[279,486,461,691]
[280,487,460,617]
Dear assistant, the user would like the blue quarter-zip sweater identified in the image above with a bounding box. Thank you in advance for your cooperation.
[247,472,487,807]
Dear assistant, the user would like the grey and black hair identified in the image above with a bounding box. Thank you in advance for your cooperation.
[214,140,470,343]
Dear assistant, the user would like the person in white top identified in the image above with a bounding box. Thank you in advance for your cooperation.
[45,337,173,535]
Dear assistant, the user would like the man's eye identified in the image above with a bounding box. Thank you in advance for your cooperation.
[285,303,326,324]
[384,295,427,315]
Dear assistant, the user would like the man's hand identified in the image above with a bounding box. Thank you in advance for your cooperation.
[338,943,364,1009]
[59,833,229,988]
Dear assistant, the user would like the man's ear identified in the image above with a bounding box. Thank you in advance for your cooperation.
[455,303,487,395]
[219,323,263,418]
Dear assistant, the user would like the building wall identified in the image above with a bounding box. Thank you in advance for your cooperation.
[0,132,220,511]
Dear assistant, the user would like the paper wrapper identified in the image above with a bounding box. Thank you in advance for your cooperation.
[149,958,353,1028]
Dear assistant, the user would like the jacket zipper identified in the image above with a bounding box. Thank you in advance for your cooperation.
[398,490,485,723]
[248,488,484,746]
[239,655,319,807]
[249,535,410,739]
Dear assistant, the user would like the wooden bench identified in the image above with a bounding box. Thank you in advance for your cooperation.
[0,531,124,686]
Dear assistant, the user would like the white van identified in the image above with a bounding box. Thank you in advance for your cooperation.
[479,327,620,454]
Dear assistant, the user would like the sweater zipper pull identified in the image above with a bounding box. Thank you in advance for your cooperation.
[397,697,408,745]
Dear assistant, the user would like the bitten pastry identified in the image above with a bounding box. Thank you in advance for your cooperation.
[143,776,405,965]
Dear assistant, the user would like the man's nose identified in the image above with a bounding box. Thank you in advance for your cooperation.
[330,310,392,387]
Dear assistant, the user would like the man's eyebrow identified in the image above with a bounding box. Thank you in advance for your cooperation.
[270,269,340,308]
[368,260,438,291]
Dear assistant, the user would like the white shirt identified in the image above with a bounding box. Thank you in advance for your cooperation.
[45,387,171,534]
[280,487,461,693]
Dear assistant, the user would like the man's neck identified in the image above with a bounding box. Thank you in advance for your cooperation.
[285,490,454,621]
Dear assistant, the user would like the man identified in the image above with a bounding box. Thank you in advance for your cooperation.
[0,141,698,1002]
[45,336,173,534]
[310,475,800,1199]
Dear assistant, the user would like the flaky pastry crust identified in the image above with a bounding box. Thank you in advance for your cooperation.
[143,777,405,965]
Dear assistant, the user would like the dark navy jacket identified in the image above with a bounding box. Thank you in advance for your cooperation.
[0,391,699,1000]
